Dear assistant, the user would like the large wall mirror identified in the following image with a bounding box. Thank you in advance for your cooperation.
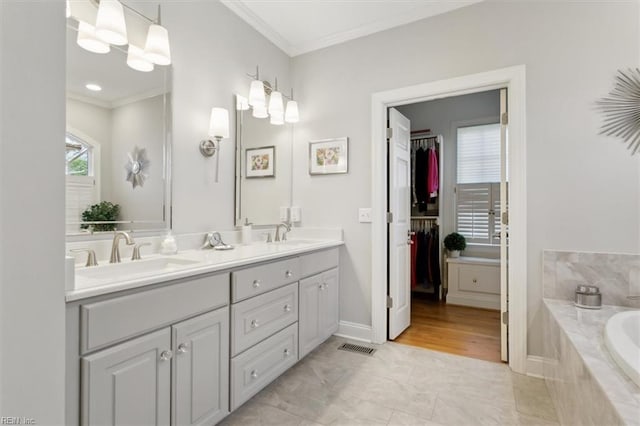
[235,96,293,226]
[66,1,171,237]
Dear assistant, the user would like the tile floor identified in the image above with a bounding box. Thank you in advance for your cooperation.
[221,336,559,426]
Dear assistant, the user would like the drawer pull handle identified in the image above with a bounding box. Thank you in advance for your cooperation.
[318,284,323,290]
[473,278,478,284]
[285,270,293,278]
[160,350,173,361]
[284,348,291,357]
[284,304,292,312]
[251,370,259,379]
[252,279,261,288]
[251,319,260,328]
[177,343,189,354]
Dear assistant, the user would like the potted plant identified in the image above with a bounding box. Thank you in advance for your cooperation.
[81,201,120,232]
[444,232,466,258]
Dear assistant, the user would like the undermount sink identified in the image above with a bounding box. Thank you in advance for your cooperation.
[76,256,200,282]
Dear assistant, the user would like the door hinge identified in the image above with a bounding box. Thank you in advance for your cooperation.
[502,311,509,325]
[386,128,393,139]
[386,296,393,309]
[501,112,509,125]
[502,211,509,226]
[386,212,393,223]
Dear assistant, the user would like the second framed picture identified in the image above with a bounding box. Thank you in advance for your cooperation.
[245,146,275,178]
[309,137,349,175]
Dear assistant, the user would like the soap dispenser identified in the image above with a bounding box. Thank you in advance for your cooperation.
[242,218,253,245]
[160,231,178,255]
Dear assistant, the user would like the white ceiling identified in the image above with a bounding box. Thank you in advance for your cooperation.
[221,0,481,57]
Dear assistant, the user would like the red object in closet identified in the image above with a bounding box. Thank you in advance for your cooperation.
[410,234,418,289]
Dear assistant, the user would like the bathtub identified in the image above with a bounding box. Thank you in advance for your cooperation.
[605,310,640,388]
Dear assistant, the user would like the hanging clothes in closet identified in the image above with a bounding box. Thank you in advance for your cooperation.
[412,136,440,213]
[410,219,441,300]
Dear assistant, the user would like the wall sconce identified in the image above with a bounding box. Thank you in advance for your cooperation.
[200,107,229,183]
[244,65,300,124]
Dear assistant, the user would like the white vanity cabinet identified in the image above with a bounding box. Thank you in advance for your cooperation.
[299,268,339,359]
[67,272,230,426]
[446,257,500,309]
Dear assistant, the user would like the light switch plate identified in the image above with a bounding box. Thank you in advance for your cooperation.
[358,208,372,223]
[290,206,302,223]
[280,206,290,222]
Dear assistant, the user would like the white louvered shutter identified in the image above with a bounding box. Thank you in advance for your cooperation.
[456,183,492,244]
[66,176,96,233]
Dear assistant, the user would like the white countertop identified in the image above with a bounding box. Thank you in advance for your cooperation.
[66,239,343,302]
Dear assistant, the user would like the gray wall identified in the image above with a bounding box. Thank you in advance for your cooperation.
[291,1,640,356]
[0,1,66,424]
[396,90,501,259]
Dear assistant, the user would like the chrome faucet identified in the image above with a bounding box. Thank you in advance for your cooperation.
[274,222,291,242]
[110,231,135,263]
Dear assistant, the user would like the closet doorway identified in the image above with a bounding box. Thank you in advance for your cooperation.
[387,89,508,364]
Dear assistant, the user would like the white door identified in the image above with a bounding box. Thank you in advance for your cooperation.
[388,108,412,340]
[499,88,509,362]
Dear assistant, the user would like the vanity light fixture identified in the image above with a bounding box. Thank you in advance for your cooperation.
[236,95,250,111]
[285,89,299,123]
[95,0,128,46]
[244,66,301,125]
[270,113,284,126]
[143,5,171,66]
[77,21,111,54]
[127,45,154,72]
[249,81,266,108]
[268,78,284,116]
[252,104,269,119]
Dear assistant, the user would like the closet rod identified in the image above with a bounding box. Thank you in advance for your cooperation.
[411,216,438,220]
[410,134,442,143]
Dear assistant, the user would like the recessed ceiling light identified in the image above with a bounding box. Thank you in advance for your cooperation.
[85,83,102,92]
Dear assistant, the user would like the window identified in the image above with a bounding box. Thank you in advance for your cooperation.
[66,133,92,176]
[455,123,504,246]
[65,133,96,233]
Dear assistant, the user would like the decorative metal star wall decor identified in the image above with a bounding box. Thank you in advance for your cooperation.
[125,146,150,188]
[597,69,640,155]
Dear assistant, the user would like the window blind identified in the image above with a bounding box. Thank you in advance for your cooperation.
[456,123,501,184]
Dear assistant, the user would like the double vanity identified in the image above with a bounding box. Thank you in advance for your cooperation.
[65,238,342,425]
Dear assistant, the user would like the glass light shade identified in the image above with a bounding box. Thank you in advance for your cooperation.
[285,100,299,123]
[270,112,284,125]
[95,0,128,46]
[252,104,268,119]
[127,45,154,72]
[144,24,171,66]
[209,108,230,139]
[268,91,284,116]
[249,80,266,107]
[77,21,111,54]
[236,95,250,111]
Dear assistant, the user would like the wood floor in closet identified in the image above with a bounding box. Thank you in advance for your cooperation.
[394,296,502,363]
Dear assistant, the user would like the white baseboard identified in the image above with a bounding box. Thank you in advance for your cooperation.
[334,320,373,342]
[526,355,545,378]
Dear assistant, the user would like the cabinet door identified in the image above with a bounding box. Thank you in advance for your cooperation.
[299,274,322,358]
[173,307,229,426]
[320,268,339,340]
[81,328,171,426]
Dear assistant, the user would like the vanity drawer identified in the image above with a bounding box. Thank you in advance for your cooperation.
[231,282,298,356]
[80,273,229,354]
[230,322,298,410]
[299,248,339,277]
[232,258,299,302]
[458,264,500,294]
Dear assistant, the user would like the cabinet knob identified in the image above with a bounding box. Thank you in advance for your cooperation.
[250,370,259,379]
[473,278,478,284]
[285,270,293,278]
[177,343,189,354]
[284,304,292,312]
[284,348,291,357]
[160,350,173,361]
[318,283,324,290]
[251,319,260,328]
[252,279,261,288]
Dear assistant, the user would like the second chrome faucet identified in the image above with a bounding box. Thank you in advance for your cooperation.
[110,231,135,263]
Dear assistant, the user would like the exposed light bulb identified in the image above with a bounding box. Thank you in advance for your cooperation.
[77,21,110,54]
[249,80,266,107]
[144,24,171,66]
[95,0,128,45]
[285,100,299,123]
[252,104,268,119]
[268,91,284,117]
[127,45,154,72]
[209,108,230,139]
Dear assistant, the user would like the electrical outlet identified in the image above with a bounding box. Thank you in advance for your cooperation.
[358,208,372,223]
[280,206,290,222]
[290,206,302,223]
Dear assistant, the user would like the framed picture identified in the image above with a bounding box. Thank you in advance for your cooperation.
[309,137,349,175]
[245,146,275,178]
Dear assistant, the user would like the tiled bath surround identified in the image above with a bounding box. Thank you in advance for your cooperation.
[543,250,640,425]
